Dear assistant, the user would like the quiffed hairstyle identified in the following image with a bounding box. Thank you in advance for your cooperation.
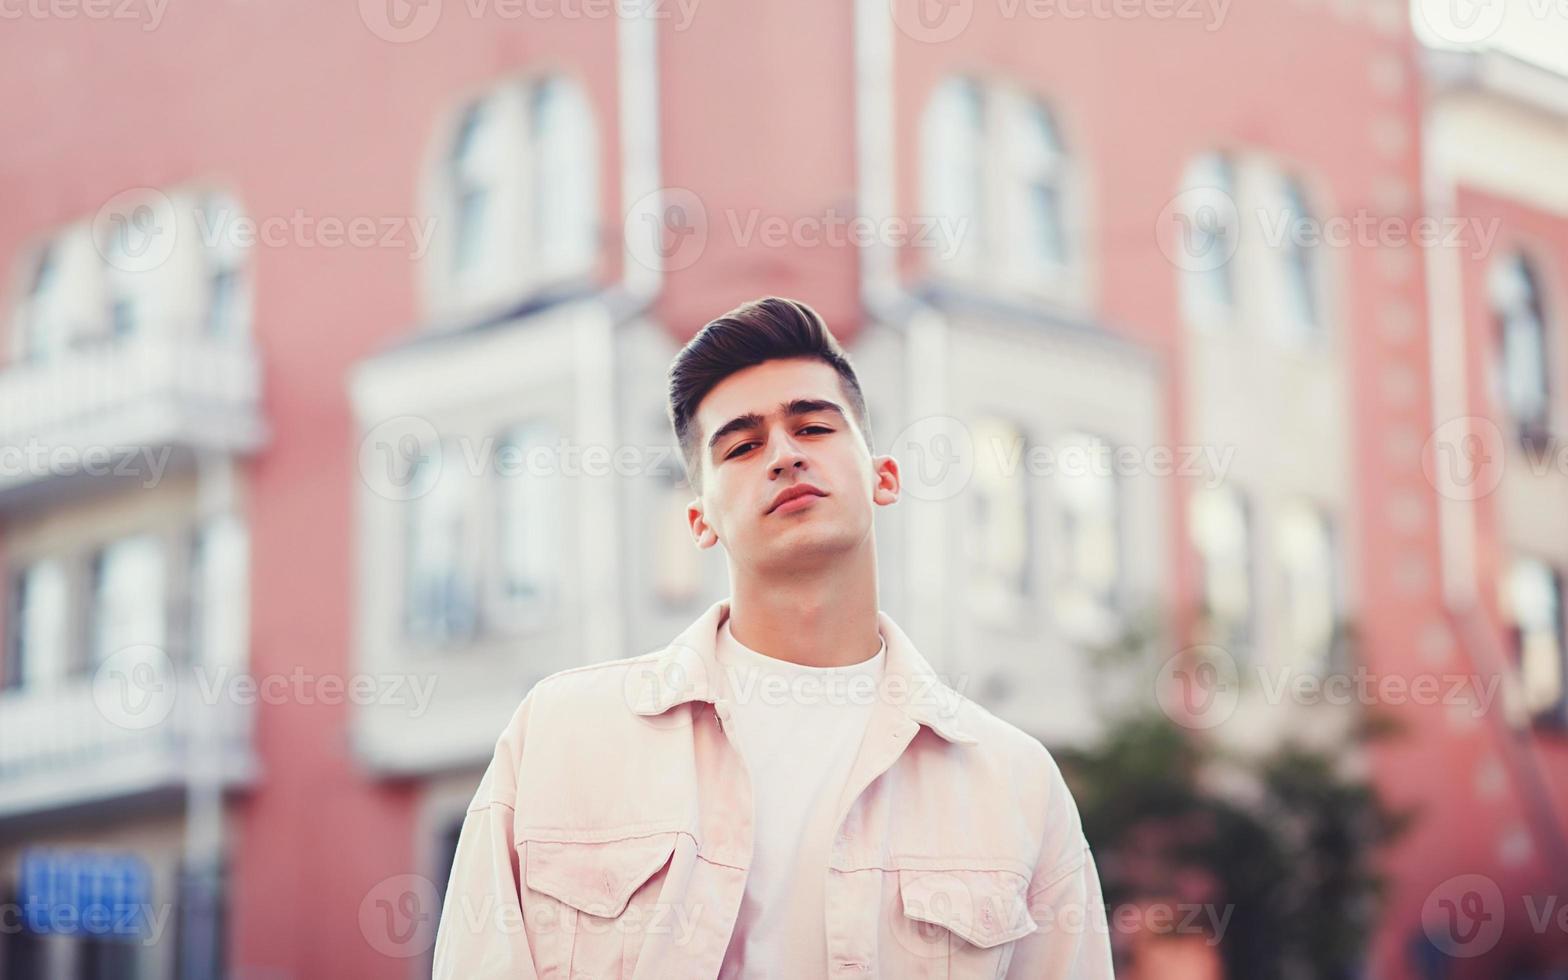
[666,296,874,491]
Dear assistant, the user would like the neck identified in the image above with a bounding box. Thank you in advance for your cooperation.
[726,539,881,669]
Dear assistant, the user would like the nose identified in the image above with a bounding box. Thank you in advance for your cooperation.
[767,430,808,478]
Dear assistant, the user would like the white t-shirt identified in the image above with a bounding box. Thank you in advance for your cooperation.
[714,616,888,980]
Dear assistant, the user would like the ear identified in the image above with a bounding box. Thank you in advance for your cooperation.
[870,454,900,507]
[687,497,720,549]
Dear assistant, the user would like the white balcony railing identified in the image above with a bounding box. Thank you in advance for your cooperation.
[0,663,258,821]
[0,335,266,506]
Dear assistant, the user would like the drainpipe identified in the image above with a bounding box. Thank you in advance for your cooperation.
[854,0,958,667]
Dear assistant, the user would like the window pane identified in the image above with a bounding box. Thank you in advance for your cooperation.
[969,416,1031,613]
[1490,255,1551,441]
[653,473,701,607]
[531,77,598,273]
[1507,557,1564,717]
[90,536,167,668]
[8,560,70,690]
[1278,177,1319,337]
[23,247,73,361]
[1013,101,1068,269]
[495,421,559,605]
[405,442,477,644]
[1050,432,1119,638]
[450,99,505,279]
[1177,154,1237,313]
[1191,486,1252,650]
[922,78,985,268]
[192,515,249,670]
[1276,502,1338,671]
[196,193,252,339]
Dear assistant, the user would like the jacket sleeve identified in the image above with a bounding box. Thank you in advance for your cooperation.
[432,693,540,980]
[1004,754,1116,979]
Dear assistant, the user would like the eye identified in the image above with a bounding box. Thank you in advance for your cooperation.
[725,441,758,460]
[801,425,832,435]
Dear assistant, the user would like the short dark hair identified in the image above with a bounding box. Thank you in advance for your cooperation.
[666,296,873,490]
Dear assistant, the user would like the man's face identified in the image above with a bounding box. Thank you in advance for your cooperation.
[686,357,900,573]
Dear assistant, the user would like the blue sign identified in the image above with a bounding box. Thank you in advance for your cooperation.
[19,849,153,941]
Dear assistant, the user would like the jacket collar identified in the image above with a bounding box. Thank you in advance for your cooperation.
[630,598,978,745]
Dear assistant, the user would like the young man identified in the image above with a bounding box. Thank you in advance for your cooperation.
[433,297,1115,978]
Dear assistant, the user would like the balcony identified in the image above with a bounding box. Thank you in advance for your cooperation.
[0,663,259,824]
[0,335,266,510]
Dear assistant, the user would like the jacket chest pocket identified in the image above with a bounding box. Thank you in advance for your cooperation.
[520,832,680,980]
[888,868,1038,979]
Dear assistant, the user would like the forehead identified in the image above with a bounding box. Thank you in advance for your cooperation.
[694,357,847,434]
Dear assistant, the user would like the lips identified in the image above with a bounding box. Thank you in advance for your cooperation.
[767,484,827,514]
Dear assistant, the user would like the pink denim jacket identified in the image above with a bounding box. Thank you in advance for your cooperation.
[433,598,1116,979]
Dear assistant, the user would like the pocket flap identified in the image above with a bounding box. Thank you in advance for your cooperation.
[897,868,1039,949]
[524,833,678,919]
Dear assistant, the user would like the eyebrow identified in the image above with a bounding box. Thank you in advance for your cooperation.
[706,398,849,455]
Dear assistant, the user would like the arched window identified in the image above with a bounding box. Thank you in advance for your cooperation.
[1490,253,1552,446]
[921,77,985,271]
[195,191,253,339]
[1008,99,1069,271]
[1190,485,1254,652]
[1175,153,1239,319]
[404,442,478,645]
[530,76,598,276]
[1277,175,1320,339]
[434,74,600,316]
[448,96,509,284]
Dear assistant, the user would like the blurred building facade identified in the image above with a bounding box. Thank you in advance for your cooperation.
[0,0,1562,977]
